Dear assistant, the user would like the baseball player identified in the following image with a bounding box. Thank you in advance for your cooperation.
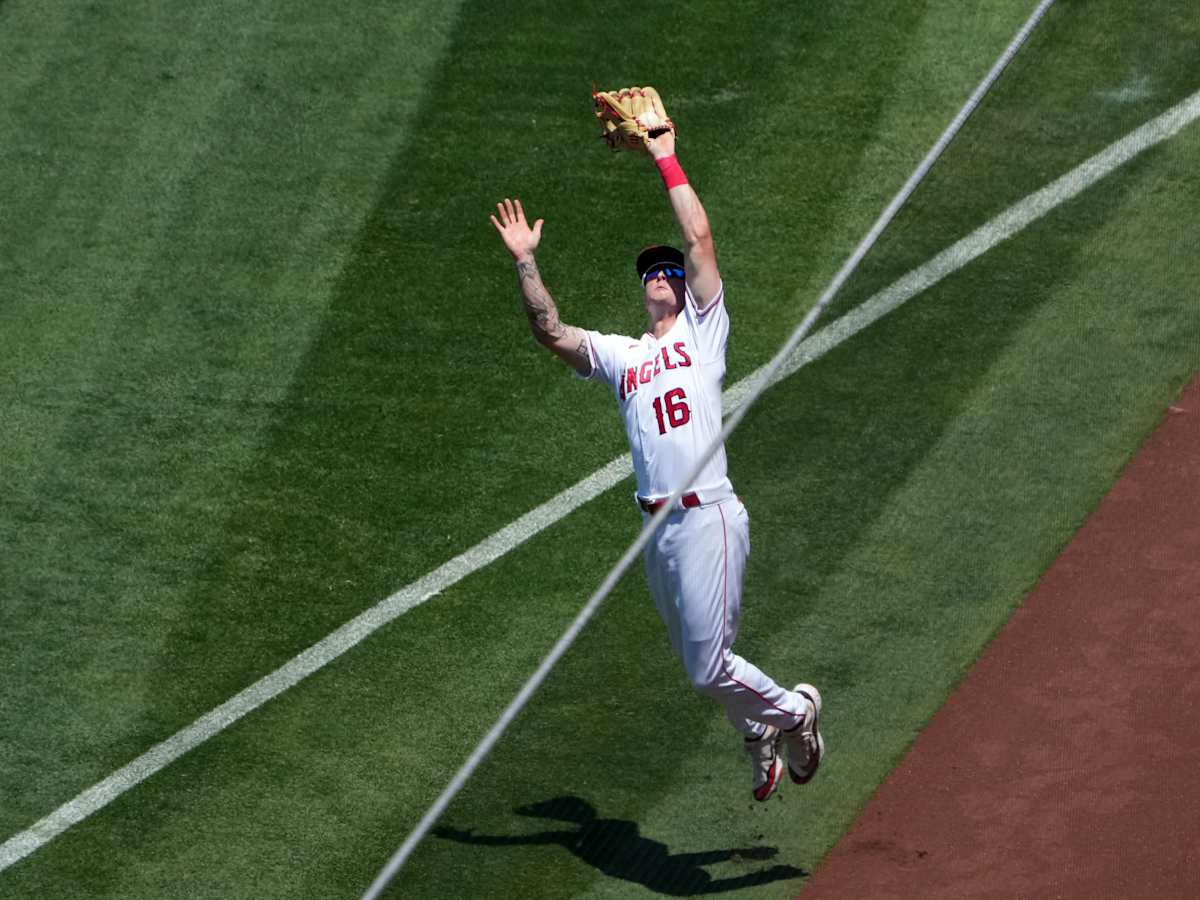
[489,125,824,802]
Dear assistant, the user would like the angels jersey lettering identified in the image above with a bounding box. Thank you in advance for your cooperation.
[583,282,732,500]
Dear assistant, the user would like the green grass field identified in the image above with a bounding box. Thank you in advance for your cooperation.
[2,1,1198,897]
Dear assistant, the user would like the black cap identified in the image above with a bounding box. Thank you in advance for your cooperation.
[635,244,685,279]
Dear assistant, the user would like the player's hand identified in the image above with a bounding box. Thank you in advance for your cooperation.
[645,127,675,160]
[490,197,543,262]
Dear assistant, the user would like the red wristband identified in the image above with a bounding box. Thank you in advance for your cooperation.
[655,154,688,190]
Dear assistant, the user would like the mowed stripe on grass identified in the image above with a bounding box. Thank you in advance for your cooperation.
[0,0,464,835]
[5,86,1198,875]
[2,3,1009,882]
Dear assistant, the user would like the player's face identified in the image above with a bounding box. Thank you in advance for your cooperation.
[642,264,686,313]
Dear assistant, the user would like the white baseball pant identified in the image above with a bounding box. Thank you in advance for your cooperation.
[643,496,807,737]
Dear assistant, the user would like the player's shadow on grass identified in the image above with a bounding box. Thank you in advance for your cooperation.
[433,795,806,896]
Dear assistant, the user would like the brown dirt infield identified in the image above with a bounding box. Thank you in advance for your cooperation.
[802,374,1200,899]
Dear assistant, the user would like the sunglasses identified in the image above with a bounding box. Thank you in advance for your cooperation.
[641,264,686,284]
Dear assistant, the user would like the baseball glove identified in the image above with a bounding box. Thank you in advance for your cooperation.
[591,85,675,153]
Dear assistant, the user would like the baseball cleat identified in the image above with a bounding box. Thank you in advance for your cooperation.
[784,684,825,785]
[744,726,784,802]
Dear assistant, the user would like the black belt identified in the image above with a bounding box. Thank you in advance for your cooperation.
[638,492,701,515]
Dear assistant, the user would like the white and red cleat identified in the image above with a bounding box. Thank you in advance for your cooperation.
[744,726,784,801]
[784,684,825,785]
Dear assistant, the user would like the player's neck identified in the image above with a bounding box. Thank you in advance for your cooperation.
[648,309,676,338]
[646,309,679,340]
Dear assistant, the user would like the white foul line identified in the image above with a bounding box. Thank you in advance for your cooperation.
[4,84,1200,877]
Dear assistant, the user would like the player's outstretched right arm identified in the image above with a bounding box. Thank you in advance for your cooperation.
[490,198,590,375]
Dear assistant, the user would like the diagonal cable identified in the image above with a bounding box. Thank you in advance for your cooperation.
[360,2,1057,896]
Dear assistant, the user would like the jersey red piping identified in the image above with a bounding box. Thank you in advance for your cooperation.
[583,332,598,378]
[718,503,803,725]
[692,292,724,317]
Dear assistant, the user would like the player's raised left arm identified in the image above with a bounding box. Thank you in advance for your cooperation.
[645,130,721,310]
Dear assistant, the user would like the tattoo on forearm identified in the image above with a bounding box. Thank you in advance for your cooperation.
[515,258,565,339]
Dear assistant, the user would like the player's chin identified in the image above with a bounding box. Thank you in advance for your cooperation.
[645,293,682,315]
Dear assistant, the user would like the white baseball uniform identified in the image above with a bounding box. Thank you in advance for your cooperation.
[582,282,806,737]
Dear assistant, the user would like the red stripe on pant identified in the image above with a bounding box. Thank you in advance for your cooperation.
[717,503,803,728]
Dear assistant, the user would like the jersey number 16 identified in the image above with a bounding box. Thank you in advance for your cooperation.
[652,387,691,435]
